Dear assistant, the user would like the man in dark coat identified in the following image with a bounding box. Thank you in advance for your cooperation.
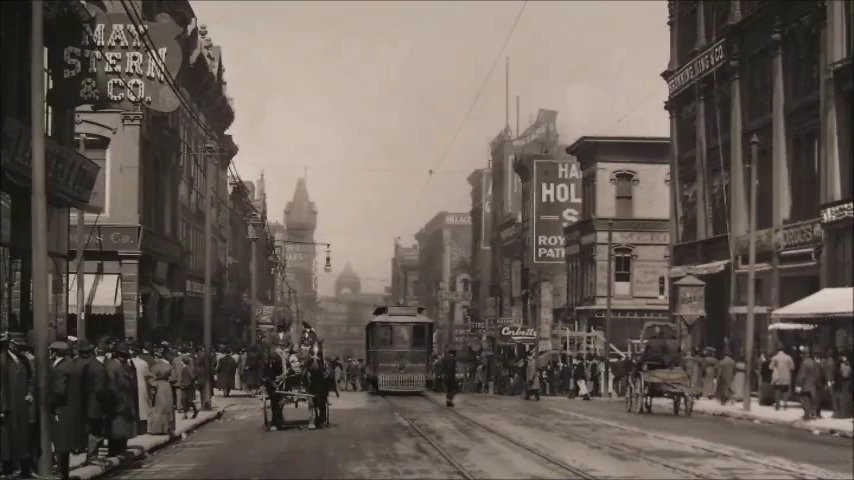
[104,343,138,457]
[76,339,109,464]
[1,332,34,478]
[262,346,285,429]
[441,349,458,407]
[48,341,77,479]
[216,349,238,397]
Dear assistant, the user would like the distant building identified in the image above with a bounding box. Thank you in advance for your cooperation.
[281,177,319,333]
[390,240,420,305]
[563,136,671,351]
[317,263,385,359]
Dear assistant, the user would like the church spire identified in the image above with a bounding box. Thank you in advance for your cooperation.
[284,176,317,232]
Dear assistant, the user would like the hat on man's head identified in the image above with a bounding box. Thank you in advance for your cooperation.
[49,341,69,351]
[113,342,130,356]
[76,339,95,353]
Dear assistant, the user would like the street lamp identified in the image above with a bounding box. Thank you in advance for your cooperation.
[324,246,332,273]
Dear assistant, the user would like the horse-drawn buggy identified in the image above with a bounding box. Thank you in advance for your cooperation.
[261,323,336,431]
[625,321,695,416]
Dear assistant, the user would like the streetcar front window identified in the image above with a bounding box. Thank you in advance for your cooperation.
[376,325,392,347]
[393,325,411,348]
[412,324,427,347]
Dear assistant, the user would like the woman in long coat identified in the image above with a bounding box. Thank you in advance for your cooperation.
[215,351,238,397]
[702,348,718,399]
[147,354,174,435]
[243,347,263,392]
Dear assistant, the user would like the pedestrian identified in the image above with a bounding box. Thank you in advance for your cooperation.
[732,354,747,401]
[442,349,458,407]
[238,348,247,391]
[80,339,110,465]
[147,349,175,435]
[525,351,541,401]
[586,353,600,397]
[818,350,834,419]
[48,341,76,479]
[232,349,242,391]
[130,344,152,435]
[716,350,735,405]
[1,331,35,478]
[795,347,822,421]
[178,356,199,420]
[475,362,485,393]
[347,359,360,392]
[770,345,795,410]
[834,353,852,418]
[573,354,589,400]
[215,349,238,398]
[104,342,138,457]
[169,347,185,413]
[243,346,262,393]
[701,347,718,399]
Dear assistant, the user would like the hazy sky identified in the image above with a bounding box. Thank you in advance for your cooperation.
[190,0,670,295]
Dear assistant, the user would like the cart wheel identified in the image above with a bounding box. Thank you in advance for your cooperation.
[673,396,681,416]
[625,384,634,412]
[631,379,644,414]
[684,395,694,416]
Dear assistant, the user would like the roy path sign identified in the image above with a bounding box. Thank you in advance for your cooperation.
[533,159,582,263]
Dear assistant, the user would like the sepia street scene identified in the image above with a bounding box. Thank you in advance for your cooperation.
[0,1,851,479]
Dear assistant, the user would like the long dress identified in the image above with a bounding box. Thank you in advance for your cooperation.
[147,361,175,435]
[131,356,152,430]
[232,354,241,390]
[732,361,746,401]
[215,355,237,391]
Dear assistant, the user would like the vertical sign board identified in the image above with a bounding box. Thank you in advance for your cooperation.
[481,169,492,249]
[533,159,582,264]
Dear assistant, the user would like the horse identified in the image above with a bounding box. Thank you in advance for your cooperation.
[302,340,335,430]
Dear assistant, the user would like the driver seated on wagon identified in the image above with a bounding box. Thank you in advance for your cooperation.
[638,325,681,372]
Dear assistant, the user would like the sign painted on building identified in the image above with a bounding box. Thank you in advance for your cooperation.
[667,39,727,98]
[481,169,492,249]
[49,5,183,112]
[284,243,315,268]
[70,225,140,252]
[532,159,582,263]
[445,213,471,225]
[775,220,823,251]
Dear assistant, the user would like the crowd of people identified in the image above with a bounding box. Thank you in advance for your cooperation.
[0,331,282,480]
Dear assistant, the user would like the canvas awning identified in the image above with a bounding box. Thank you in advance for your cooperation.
[669,260,730,278]
[68,274,121,315]
[770,287,853,320]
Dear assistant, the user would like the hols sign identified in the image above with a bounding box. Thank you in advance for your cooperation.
[533,159,582,263]
[49,5,183,113]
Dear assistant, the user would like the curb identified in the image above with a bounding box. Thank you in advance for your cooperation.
[692,408,854,439]
[69,408,228,480]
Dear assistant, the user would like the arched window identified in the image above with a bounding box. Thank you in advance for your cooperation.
[611,171,637,218]
[613,247,634,297]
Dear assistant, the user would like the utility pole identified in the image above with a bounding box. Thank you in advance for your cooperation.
[744,134,759,412]
[202,145,214,410]
[76,136,87,340]
[31,1,52,475]
[604,219,614,397]
[249,219,258,346]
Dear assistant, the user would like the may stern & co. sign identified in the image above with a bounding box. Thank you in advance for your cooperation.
[48,4,183,113]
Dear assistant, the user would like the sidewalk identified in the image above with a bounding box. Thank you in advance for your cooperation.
[69,390,254,480]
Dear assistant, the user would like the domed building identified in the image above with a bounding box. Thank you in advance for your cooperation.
[317,261,386,359]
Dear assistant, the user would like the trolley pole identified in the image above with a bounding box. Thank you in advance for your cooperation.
[202,145,214,411]
[31,1,53,475]
[604,219,613,397]
[76,137,87,340]
[743,135,759,412]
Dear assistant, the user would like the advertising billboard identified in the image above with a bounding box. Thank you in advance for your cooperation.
[481,169,492,250]
[532,159,582,264]
[283,243,315,270]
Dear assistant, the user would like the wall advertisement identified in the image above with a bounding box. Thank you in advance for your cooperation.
[532,159,582,263]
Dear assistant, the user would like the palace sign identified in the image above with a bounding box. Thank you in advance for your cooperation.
[532,159,582,263]
[49,5,183,112]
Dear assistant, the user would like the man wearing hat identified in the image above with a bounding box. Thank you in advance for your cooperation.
[104,342,138,457]
[795,347,823,421]
[1,331,35,478]
[440,349,458,407]
[74,339,110,465]
[716,349,736,405]
[48,340,78,479]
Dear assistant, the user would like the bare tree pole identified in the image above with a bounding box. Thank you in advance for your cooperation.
[30,1,53,475]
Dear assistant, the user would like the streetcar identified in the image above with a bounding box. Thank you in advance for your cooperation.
[365,305,434,393]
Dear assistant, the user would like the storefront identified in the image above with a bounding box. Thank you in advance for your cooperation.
[769,287,853,353]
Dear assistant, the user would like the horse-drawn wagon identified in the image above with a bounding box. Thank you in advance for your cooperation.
[261,323,335,431]
[625,321,695,416]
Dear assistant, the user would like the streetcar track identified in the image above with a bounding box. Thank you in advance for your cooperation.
[381,395,476,480]
[410,394,597,479]
[538,404,850,480]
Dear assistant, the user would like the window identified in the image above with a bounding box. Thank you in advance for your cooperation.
[787,128,819,223]
[742,49,773,126]
[374,325,392,347]
[784,21,820,106]
[676,101,697,153]
[412,324,427,348]
[582,173,596,220]
[704,1,731,42]
[679,174,698,242]
[677,1,699,65]
[614,172,635,218]
[705,82,731,237]
[744,135,773,230]
[393,325,411,348]
[43,47,52,135]
[613,248,633,296]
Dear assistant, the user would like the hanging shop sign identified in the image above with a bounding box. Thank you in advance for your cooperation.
[674,275,706,319]
[481,169,492,249]
[49,4,184,112]
[532,159,582,263]
[820,201,853,225]
[775,219,823,251]
[666,38,727,98]
[497,325,537,344]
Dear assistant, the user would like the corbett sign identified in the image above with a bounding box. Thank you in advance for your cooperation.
[497,325,536,344]
[49,5,183,112]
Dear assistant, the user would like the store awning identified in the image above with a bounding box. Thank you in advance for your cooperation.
[669,260,730,278]
[770,287,854,320]
[769,323,818,331]
[729,305,771,315]
[152,284,171,299]
[68,274,121,315]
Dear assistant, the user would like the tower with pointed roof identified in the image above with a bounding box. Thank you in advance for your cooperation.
[335,261,361,297]
[283,177,318,321]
